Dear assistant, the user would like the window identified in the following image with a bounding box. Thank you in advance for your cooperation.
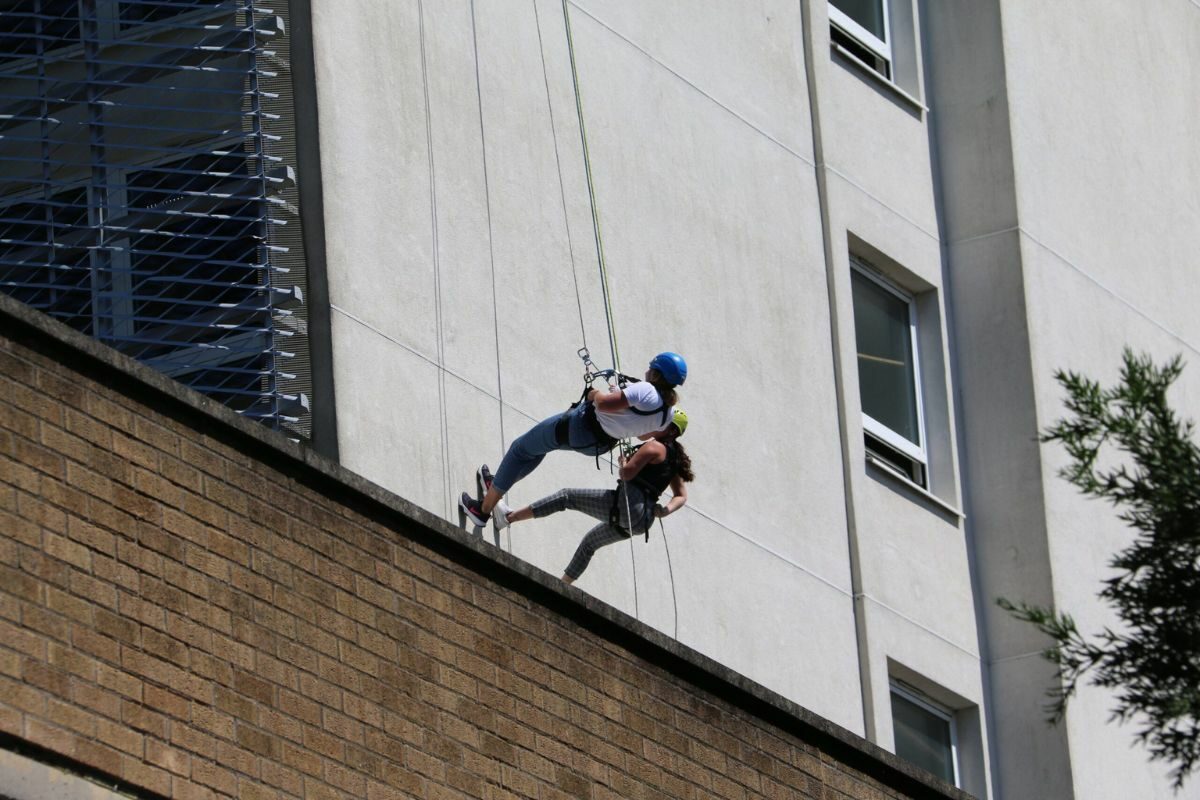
[829,0,892,78]
[890,682,959,787]
[828,0,923,104]
[850,259,926,486]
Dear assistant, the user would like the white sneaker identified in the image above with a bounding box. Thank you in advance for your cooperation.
[493,498,512,530]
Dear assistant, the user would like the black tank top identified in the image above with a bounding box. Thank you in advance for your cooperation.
[631,441,678,502]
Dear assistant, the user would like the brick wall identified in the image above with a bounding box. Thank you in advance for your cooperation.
[0,296,968,800]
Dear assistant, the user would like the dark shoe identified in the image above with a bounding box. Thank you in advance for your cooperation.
[476,464,494,498]
[460,492,489,527]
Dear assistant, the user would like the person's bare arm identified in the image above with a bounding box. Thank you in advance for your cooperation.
[588,386,630,412]
[655,476,688,517]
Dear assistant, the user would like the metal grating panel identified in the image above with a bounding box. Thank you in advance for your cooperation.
[0,0,310,435]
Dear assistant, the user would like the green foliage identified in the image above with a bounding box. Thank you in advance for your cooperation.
[998,349,1200,789]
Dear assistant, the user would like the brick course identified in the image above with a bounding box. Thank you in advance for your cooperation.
[0,297,968,800]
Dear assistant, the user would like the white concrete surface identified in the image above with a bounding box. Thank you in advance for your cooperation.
[307,1,1199,797]
[0,749,127,800]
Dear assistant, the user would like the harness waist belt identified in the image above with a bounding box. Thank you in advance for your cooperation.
[582,403,618,448]
[554,403,617,448]
[553,413,571,446]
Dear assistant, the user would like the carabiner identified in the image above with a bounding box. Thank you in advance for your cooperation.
[578,347,618,387]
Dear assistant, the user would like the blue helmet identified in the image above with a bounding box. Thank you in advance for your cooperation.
[649,352,687,386]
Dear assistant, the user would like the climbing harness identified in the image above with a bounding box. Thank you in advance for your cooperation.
[609,440,676,543]
[565,348,650,619]
[575,347,669,426]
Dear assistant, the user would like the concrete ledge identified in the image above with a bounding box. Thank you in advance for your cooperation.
[0,291,972,800]
[0,733,163,800]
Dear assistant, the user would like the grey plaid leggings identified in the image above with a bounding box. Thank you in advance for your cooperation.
[531,486,653,580]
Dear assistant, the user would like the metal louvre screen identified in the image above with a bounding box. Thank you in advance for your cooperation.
[0,0,311,437]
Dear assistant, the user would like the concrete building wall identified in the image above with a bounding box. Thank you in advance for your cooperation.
[998,2,1200,798]
[920,2,1068,797]
[809,4,989,797]
[308,0,875,739]
[302,1,1195,798]
[930,1,1199,798]
[306,0,994,796]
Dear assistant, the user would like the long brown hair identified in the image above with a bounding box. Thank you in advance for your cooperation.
[670,438,694,482]
[648,370,678,409]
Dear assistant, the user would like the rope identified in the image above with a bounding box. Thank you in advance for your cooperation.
[560,0,641,618]
[561,0,620,374]
[556,2,683,634]
[468,0,507,461]
[660,517,678,638]
[416,0,453,519]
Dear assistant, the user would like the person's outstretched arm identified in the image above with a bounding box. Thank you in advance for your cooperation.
[655,476,688,518]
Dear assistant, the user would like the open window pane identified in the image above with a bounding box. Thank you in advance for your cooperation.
[831,0,887,42]
[852,269,920,447]
[892,691,956,785]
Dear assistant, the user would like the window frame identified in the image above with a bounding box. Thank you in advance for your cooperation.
[829,0,893,74]
[850,257,928,470]
[889,681,961,788]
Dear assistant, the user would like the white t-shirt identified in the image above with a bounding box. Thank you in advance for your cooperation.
[595,381,672,439]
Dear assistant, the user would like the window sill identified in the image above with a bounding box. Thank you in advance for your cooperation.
[830,42,928,115]
[866,453,964,519]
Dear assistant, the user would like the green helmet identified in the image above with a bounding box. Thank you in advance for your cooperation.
[671,407,688,436]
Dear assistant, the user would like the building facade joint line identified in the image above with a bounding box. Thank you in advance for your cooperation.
[854,592,981,660]
[566,0,814,166]
[1017,227,1200,357]
[824,165,940,243]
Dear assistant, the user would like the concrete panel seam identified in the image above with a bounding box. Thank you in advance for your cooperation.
[1018,228,1200,357]
[947,225,1018,248]
[825,166,940,242]
[988,650,1043,667]
[330,303,454,379]
[469,0,509,456]
[416,0,453,519]
[687,506,852,598]
[856,593,981,659]
[799,0,876,743]
[566,1,814,165]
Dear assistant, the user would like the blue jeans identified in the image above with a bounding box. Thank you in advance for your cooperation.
[491,404,614,494]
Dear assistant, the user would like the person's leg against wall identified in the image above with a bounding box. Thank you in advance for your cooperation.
[562,522,629,584]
